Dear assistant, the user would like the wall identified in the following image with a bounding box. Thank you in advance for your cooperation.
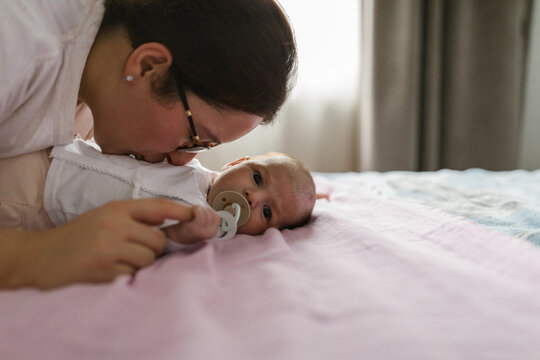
[519,1,540,170]
[196,0,360,172]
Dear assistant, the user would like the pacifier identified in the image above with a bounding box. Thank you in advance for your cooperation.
[162,191,251,252]
[212,191,250,227]
[211,191,251,241]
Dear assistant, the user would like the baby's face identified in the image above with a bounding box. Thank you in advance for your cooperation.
[207,156,305,235]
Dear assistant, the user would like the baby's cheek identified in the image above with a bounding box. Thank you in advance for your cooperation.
[236,221,265,236]
[236,226,248,235]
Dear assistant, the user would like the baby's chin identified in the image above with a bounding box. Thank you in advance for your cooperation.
[236,224,266,236]
[236,226,251,235]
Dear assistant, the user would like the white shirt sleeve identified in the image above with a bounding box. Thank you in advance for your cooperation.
[0,0,104,158]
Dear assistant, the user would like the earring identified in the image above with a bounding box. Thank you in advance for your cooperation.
[126,75,134,82]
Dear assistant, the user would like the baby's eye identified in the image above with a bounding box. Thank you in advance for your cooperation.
[253,170,262,185]
[263,205,272,220]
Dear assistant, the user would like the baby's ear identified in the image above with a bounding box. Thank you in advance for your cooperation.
[221,156,250,171]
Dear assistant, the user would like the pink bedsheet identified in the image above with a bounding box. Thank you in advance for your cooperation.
[2,175,540,359]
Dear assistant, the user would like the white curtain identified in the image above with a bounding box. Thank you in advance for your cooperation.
[197,0,361,172]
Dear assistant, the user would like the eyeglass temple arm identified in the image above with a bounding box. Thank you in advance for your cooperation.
[173,64,200,143]
[178,89,200,143]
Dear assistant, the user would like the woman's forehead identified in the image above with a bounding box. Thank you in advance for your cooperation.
[189,94,262,144]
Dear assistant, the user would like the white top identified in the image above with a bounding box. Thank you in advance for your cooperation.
[0,0,105,158]
[44,138,216,226]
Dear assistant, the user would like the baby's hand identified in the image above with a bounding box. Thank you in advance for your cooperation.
[162,205,221,244]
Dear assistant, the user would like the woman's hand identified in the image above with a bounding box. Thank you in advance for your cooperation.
[162,205,221,245]
[0,198,195,289]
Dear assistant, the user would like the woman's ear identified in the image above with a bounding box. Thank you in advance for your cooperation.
[124,42,173,81]
[221,157,250,171]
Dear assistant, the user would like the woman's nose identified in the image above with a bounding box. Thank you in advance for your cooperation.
[166,151,197,166]
[140,153,167,163]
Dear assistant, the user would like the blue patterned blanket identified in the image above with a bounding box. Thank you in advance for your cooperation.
[314,169,540,245]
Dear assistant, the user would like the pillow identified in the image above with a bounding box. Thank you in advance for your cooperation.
[0,148,54,230]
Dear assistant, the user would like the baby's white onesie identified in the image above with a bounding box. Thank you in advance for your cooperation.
[44,138,216,227]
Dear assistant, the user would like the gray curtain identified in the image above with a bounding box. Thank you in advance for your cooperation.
[358,0,533,171]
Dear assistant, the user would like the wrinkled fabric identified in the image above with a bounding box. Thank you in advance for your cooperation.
[0,0,104,158]
[0,103,101,231]
[0,148,54,230]
[2,173,540,360]
[44,138,214,226]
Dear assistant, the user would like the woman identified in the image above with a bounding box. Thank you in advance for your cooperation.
[0,0,297,289]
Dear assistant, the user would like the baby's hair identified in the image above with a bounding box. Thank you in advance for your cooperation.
[255,152,316,229]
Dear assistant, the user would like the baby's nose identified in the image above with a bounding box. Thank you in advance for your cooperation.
[243,189,263,208]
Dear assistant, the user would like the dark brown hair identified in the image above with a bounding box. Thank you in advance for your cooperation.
[101,0,297,123]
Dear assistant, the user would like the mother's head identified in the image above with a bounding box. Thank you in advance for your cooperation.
[81,0,297,165]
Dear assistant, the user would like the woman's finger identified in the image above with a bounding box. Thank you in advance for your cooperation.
[115,242,156,269]
[111,263,136,278]
[86,263,135,283]
[124,199,194,225]
[123,219,167,255]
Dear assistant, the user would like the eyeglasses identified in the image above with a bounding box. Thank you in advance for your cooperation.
[174,73,219,153]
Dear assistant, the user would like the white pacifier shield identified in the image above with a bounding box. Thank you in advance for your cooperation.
[212,191,251,227]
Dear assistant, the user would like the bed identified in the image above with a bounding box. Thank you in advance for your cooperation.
[1,169,540,359]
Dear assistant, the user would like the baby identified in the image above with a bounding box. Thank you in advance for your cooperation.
[44,138,316,249]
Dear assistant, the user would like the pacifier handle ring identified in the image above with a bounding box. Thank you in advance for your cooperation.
[219,210,236,233]
[231,203,241,224]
